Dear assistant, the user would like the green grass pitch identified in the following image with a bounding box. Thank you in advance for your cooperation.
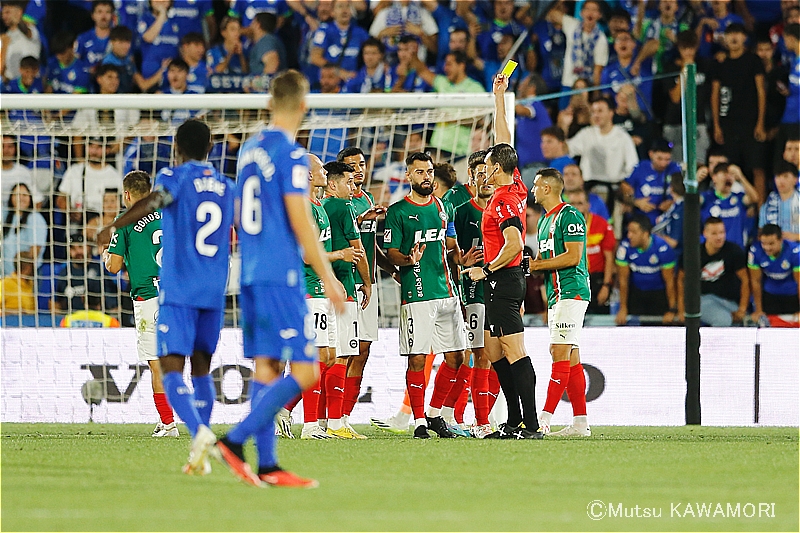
[1,424,797,531]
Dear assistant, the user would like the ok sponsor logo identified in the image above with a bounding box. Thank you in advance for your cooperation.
[567,223,584,235]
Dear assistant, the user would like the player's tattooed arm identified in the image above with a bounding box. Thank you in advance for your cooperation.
[96,190,171,248]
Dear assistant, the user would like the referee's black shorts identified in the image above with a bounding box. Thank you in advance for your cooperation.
[484,267,525,337]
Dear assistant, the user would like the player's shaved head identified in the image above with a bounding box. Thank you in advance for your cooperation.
[123,170,152,199]
[308,153,326,188]
[270,69,309,112]
[175,119,211,162]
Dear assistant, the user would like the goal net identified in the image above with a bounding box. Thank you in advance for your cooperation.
[1,92,508,423]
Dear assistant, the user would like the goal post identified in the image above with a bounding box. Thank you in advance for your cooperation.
[0,92,513,330]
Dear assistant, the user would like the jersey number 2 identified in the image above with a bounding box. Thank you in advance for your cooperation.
[196,202,223,257]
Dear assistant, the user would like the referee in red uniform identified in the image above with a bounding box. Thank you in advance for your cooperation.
[467,74,542,440]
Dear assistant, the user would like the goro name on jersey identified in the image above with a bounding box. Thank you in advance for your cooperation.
[414,228,446,243]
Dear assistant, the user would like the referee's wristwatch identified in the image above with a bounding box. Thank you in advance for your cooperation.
[482,264,492,278]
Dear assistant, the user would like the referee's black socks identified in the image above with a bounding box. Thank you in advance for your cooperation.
[510,357,538,430]
[492,358,522,427]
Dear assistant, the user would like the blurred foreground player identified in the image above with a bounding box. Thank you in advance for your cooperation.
[216,70,345,488]
[98,120,235,472]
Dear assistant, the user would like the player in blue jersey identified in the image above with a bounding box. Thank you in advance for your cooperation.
[215,70,345,489]
[97,119,235,477]
[748,224,800,321]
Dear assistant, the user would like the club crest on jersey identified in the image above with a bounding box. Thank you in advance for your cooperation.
[439,211,447,221]
[649,254,658,265]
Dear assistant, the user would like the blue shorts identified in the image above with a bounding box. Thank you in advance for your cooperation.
[240,283,316,363]
[157,304,224,358]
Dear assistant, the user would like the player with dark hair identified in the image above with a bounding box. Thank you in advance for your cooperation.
[336,146,396,433]
[468,74,542,440]
[97,119,235,473]
[320,160,370,439]
[527,166,592,437]
[103,170,175,437]
[216,70,345,488]
[383,151,467,439]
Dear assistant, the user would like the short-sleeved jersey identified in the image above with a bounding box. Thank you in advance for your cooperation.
[311,21,369,75]
[442,181,473,210]
[322,196,360,299]
[701,190,749,250]
[236,127,308,288]
[455,199,484,304]
[350,190,376,284]
[154,161,234,309]
[537,202,591,307]
[107,210,162,300]
[585,212,616,275]
[76,29,110,67]
[615,234,676,292]
[483,172,527,267]
[625,159,682,225]
[137,10,181,77]
[384,195,457,304]
[305,198,332,298]
[45,57,91,94]
[748,240,800,297]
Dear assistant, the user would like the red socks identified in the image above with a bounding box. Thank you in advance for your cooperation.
[428,363,458,410]
[454,367,472,424]
[153,392,174,425]
[487,368,501,412]
[325,363,346,419]
[543,360,571,414]
[472,368,490,425]
[443,364,471,409]
[566,363,587,416]
[405,369,426,420]
[317,362,328,420]
[301,366,324,424]
[343,375,362,417]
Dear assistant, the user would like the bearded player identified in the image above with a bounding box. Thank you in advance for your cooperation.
[529,167,591,437]
[383,152,471,439]
[104,170,176,438]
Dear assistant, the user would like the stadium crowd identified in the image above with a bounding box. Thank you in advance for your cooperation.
[1,0,798,328]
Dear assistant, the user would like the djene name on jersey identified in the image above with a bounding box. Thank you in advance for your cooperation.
[193,177,227,196]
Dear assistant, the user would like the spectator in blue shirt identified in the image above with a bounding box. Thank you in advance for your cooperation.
[391,35,431,92]
[45,31,92,94]
[621,138,682,226]
[530,4,568,93]
[208,16,249,75]
[601,29,655,119]
[157,58,200,123]
[780,24,799,128]
[171,0,216,41]
[231,0,290,31]
[248,12,286,75]
[562,163,610,221]
[76,0,115,69]
[308,0,369,86]
[425,0,468,67]
[759,162,800,242]
[436,28,484,84]
[122,127,172,177]
[482,33,525,92]
[2,55,43,95]
[701,162,760,250]
[615,215,678,325]
[344,38,393,93]
[102,25,163,93]
[696,0,745,60]
[539,126,577,173]
[514,73,551,173]
[161,32,208,93]
[138,0,182,79]
[653,170,686,263]
[476,0,524,63]
[748,223,800,321]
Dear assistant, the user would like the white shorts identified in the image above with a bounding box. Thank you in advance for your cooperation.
[400,296,466,356]
[465,303,485,350]
[133,297,159,362]
[336,299,359,357]
[306,298,337,348]
[356,284,378,342]
[548,299,589,346]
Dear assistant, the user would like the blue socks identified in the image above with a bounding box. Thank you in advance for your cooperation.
[162,371,203,437]
[247,380,278,469]
[227,375,301,451]
[191,374,215,426]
